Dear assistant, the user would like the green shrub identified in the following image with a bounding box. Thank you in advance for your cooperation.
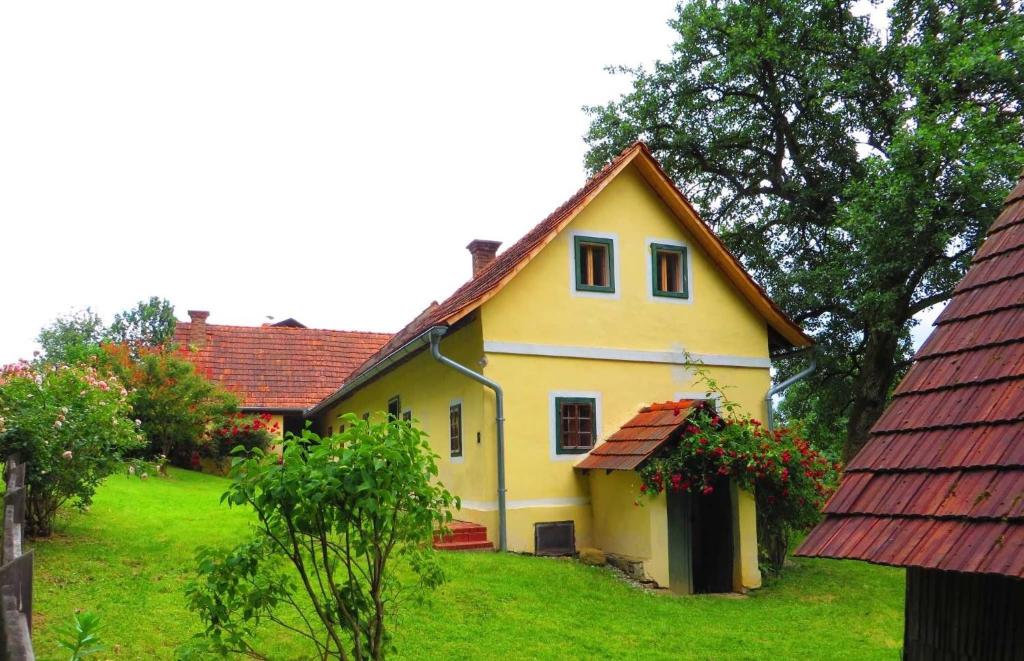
[0,360,144,536]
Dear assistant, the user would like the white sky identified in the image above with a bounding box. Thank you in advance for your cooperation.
[0,1,933,364]
[0,1,681,364]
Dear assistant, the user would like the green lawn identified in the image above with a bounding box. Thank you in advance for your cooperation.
[32,469,904,660]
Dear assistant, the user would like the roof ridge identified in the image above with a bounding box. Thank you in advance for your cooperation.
[178,321,394,336]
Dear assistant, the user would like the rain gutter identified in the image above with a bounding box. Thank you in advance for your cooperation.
[428,327,508,552]
[765,349,816,432]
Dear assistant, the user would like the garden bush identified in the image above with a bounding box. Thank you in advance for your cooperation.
[0,360,144,536]
[186,414,457,660]
[206,412,277,458]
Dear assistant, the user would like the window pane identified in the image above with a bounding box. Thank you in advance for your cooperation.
[450,404,462,455]
[654,247,685,295]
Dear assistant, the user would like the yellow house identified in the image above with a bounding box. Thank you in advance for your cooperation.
[307,143,812,593]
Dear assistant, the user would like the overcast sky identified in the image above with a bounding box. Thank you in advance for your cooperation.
[1,1,930,364]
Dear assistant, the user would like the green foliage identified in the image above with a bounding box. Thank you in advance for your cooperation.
[585,0,1024,458]
[186,416,458,660]
[119,351,238,460]
[106,296,177,355]
[56,611,103,660]
[36,308,106,365]
[0,360,144,536]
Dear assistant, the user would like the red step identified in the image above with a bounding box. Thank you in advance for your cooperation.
[433,521,494,551]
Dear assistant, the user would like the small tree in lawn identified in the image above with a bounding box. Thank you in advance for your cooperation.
[121,351,238,461]
[186,413,458,660]
[0,360,144,536]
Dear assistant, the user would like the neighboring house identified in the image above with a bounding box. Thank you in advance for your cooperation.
[797,171,1024,658]
[172,312,391,447]
[306,143,813,593]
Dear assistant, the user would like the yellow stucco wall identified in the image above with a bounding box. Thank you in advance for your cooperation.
[480,164,770,357]
[316,318,499,532]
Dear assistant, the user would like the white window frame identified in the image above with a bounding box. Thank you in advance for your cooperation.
[645,237,694,304]
[568,230,621,300]
[549,390,602,461]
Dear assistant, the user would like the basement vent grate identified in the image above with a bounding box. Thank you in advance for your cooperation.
[535,521,576,556]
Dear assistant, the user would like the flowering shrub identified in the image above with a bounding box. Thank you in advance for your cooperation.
[0,360,144,536]
[101,347,239,461]
[208,413,277,458]
[638,403,840,573]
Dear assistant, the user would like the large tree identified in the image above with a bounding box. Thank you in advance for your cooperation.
[585,0,1024,458]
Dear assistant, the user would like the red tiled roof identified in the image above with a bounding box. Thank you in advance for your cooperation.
[173,322,392,410]
[314,143,810,413]
[797,170,1024,579]
[576,400,703,471]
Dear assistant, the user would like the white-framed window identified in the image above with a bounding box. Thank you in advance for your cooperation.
[645,238,693,304]
[549,390,602,460]
[568,231,620,299]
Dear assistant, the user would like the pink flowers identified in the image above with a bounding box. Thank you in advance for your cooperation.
[62,450,73,460]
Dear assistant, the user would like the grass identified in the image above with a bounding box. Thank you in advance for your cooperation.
[32,469,904,660]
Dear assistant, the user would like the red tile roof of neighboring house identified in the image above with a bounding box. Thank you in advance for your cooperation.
[576,400,704,471]
[312,143,811,414]
[173,321,392,411]
[797,170,1024,579]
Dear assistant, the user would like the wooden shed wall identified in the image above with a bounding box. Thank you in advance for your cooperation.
[904,567,1024,661]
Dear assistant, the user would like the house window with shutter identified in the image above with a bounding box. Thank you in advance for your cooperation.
[651,243,688,298]
[555,397,596,453]
[449,403,463,457]
[573,236,615,293]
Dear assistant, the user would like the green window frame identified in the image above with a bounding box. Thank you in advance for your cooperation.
[449,403,463,457]
[555,397,596,454]
[387,396,401,420]
[574,236,615,293]
[650,243,689,299]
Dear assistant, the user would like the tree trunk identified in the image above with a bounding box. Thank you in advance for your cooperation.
[844,328,902,462]
[25,491,58,538]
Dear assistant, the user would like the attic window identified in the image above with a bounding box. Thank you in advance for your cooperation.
[651,243,688,298]
[556,397,596,453]
[574,236,615,293]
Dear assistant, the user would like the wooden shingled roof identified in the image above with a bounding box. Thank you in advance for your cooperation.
[173,321,392,411]
[576,400,703,471]
[797,170,1024,578]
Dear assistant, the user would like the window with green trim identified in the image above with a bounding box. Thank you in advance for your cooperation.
[449,403,463,457]
[651,243,688,298]
[574,236,615,293]
[555,397,596,453]
[387,396,401,420]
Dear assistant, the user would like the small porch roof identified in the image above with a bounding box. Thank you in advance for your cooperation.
[575,400,704,471]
